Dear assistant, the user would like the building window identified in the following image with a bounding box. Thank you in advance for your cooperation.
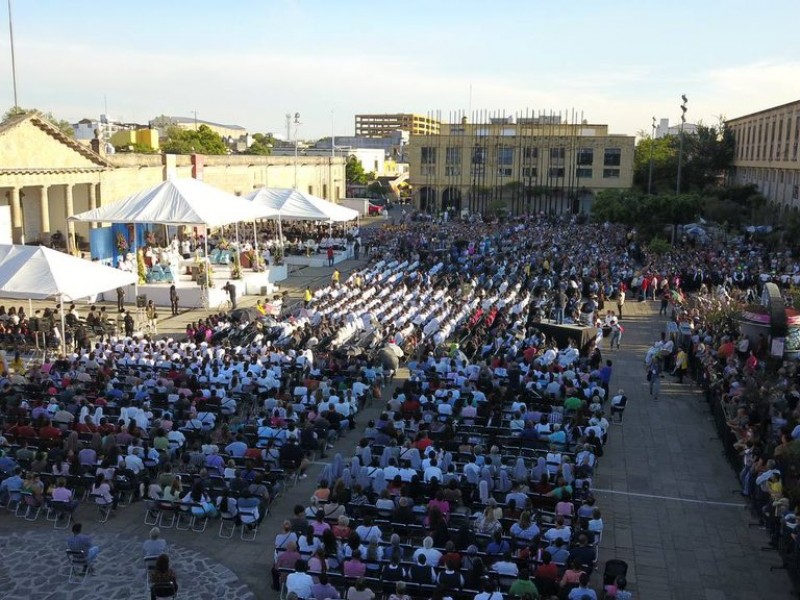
[497,146,514,165]
[497,167,512,177]
[445,147,461,165]
[523,147,538,162]
[421,147,436,164]
[604,148,622,166]
[472,146,486,164]
[793,185,799,200]
[421,165,436,176]
[471,164,486,177]
[576,167,592,179]
[548,167,565,178]
[323,184,328,199]
[308,185,313,195]
[603,168,620,179]
[550,147,565,161]
[445,166,462,177]
[577,148,593,166]
[522,167,537,179]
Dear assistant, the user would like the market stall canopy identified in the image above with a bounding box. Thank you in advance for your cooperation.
[0,245,136,301]
[246,188,359,222]
[70,178,275,227]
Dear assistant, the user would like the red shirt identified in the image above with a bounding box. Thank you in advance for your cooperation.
[534,562,558,581]
[39,425,62,440]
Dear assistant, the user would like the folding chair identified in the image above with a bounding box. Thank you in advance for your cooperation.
[66,550,89,584]
[158,501,177,529]
[47,499,74,529]
[218,510,238,539]
[144,500,161,526]
[150,581,178,599]
[20,491,42,521]
[90,493,113,523]
[143,555,159,594]
[238,506,259,541]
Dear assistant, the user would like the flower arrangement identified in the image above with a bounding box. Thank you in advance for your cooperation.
[116,232,129,254]
[231,250,243,279]
[145,230,156,247]
[217,238,230,251]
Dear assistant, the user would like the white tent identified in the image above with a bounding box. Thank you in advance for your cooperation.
[70,178,273,226]
[246,188,359,222]
[0,245,137,353]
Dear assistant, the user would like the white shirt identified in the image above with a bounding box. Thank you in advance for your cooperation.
[286,572,314,598]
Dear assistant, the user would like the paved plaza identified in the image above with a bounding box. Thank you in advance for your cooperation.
[2,233,796,599]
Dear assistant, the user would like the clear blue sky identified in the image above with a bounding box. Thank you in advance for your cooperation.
[3,0,799,137]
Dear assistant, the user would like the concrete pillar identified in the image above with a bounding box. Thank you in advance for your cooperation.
[9,187,22,244]
[38,185,50,244]
[65,184,76,253]
[88,182,97,229]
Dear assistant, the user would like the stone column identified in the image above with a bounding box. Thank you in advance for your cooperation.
[88,182,97,228]
[9,187,22,244]
[65,184,75,253]
[38,185,50,243]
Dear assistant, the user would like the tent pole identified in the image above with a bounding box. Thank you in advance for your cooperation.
[278,216,284,252]
[132,224,139,304]
[59,295,66,356]
[235,222,240,247]
[252,220,259,270]
[204,232,210,294]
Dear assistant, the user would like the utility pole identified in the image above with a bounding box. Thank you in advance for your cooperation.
[647,116,656,195]
[8,0,18,108]
[293,112,301,190]
[676,95,688,195]
[192,110,198,130]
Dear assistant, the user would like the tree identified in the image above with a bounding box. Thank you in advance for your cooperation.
[346,155,369,184]
[2,106,74,137]
[161,124,227,155]
[632,120,735,194]
[245,132,275,155]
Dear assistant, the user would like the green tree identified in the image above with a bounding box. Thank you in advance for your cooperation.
[346,155,369,184]
[245,132,275,155]
[2,106,74,137]
[633,120,734,194]
[161,124,227,155]
[633,135,678,194]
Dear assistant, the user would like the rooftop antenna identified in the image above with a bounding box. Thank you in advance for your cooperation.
[8,0,18,108]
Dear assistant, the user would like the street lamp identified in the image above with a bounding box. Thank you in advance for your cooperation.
[676,95,688,195]
[647,116,656,195]
[293,112,301,190]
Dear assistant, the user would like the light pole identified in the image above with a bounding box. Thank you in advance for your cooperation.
[293,112,301,190]
[7,0,18,108]
[676,95,688,195]
[191,110,198,130]
[647,116,656,195]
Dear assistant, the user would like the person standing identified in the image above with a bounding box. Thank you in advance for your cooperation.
[648,359,662,400]
[304,287,313,308]
[224,281,237,309]
[617,288,625,317]
[116,287,125,312]
[331,269,340,286]
[327,246,334,267]
[169,285,179,316]
[354,239,360,260]
[123,311,134,337]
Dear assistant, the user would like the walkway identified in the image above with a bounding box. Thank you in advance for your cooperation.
[597,299,794,599]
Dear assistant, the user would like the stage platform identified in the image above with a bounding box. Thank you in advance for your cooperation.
[283,251,348,268]
[134,265,281,309]
[535,322,598,351]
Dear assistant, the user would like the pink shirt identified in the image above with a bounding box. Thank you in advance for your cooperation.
[343,559,366,578]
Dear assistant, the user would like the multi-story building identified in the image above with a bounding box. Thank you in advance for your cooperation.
[355,113,440,138]
[407,115,635,214]
[655,117,697,139]
[727,100,800,209]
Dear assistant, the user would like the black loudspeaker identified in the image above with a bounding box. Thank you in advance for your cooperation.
[136,295,147,308]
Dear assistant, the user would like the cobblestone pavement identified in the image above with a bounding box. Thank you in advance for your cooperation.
[0,528,255,600]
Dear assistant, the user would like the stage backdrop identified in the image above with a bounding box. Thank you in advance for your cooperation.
[89,224,153,266]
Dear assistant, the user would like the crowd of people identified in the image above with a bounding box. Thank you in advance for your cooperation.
[2,208,798,598]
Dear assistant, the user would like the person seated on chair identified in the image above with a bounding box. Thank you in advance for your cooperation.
[52,477,79,512]
[0,466,23,504]
[149,553,178,599]
[67,522,100,570]
[142,527,169,557]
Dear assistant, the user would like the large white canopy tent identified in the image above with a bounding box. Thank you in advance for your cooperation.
[0,244,137,353]
[245,188,359,248]
[70,178,278,287]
